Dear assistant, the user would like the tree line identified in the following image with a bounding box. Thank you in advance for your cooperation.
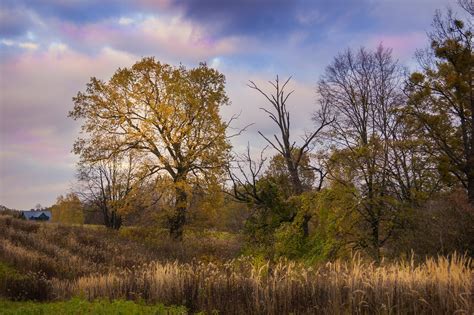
[64,5,473,260]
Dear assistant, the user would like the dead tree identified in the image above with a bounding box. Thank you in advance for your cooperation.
[248,76,334,236]
[227,145,268,205]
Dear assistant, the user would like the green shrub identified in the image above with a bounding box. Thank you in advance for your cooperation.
[274,220,305,259]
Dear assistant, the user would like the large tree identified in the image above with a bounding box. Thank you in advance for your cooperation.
[406,8,474,202]
[318,45,407,260]
[70,57,231,239]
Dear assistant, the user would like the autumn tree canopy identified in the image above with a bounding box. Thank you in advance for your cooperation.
[406,8,474,201]
[51,193,84,225]
[70,57,231,239]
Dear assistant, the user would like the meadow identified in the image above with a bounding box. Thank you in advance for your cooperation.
[0,214,472,314]
[0,299,186,315]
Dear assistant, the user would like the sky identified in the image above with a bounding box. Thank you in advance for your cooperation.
[0,0,460,210]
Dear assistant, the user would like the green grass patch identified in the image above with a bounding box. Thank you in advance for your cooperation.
[0,298,187,314]
[0,262,23,280]
[0,261,52,301]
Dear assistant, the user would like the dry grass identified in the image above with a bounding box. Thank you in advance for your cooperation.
[51,254,473,314]
[0,215,242,279]
[0,215,472,313]
[0,214,241,303]
[0,215,156,279]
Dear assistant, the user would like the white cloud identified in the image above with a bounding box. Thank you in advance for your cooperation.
[18,41,38,50]
[48,42,68,54]
[210,57,221,68]
[49,13,257,64]
[118,17,135,25]
[1,39,39,50]
[1,39,14,46]
[26,31,36,40]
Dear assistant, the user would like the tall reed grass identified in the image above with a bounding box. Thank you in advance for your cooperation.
[53,254,472,314]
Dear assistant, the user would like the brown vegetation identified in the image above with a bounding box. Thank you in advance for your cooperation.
[54,255,473,314]
[0,215,242,275]
[0,215,472,314]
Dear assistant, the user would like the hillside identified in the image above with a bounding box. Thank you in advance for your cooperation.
[0,214,472,314]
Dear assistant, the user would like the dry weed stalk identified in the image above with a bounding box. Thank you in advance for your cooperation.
[52,254,473,314]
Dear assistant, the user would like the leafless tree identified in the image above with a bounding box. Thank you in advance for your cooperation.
[248,77,333,236]
[458,0,473,16]
[76,151,143,229]
[318,45,407,260]
[249,77,333,195]
[227,145,268,205]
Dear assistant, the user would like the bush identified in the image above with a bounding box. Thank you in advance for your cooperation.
[389,190,474,258]
[0,262,51,301]
[274,218,306,259]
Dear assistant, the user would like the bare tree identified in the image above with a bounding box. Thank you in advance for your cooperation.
[319,45,407,260]
[458,0,473,16]
[227,145,268,205]
[248,77,333,236]
[76,151,142,229]
[249,77,333,195]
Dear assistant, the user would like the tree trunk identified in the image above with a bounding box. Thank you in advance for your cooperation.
[285,159,312,237]
[302,214,311,238]
[103,208,122,230]
[469,69,474,203]
[467,168,474,203]
[469,63,474,203]
[110,211,122,230]
[371,220,380,262]
[103,208,109,228]
[285,158,303,195]
[169,186,187,240]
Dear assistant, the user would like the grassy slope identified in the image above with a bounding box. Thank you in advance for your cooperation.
[0,215,472,314]
[0,261,188,314]
[0,214,242,279]
[0,215,240,312]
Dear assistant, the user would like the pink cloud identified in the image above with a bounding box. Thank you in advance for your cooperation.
[366,32,427,59]
[52,14,249,62]
[0,46,139,208]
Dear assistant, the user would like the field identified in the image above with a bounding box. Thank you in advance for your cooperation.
[0,214,472,314]
[0,299,186,315]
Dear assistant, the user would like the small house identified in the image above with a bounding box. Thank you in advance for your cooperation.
[20,210,52,221]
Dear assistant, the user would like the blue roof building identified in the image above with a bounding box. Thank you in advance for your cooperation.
[20,210,52,221]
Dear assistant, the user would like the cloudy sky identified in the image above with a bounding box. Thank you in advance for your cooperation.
[0,0,459,209]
